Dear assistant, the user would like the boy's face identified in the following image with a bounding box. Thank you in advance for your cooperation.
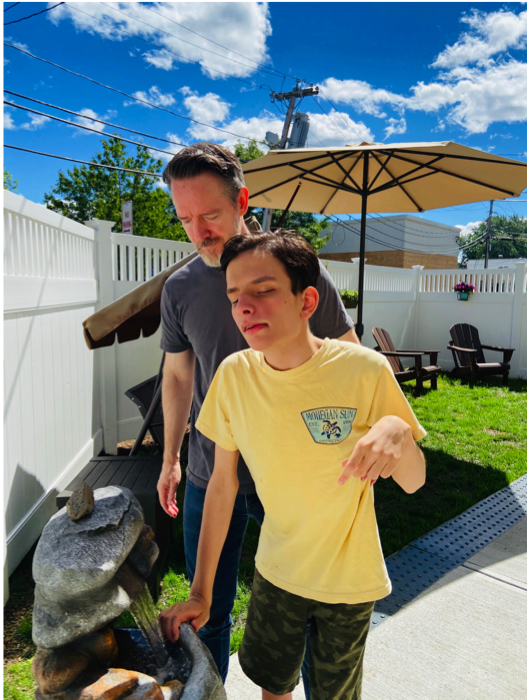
[226,250,316,352]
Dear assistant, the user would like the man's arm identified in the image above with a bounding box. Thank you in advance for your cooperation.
[157,349,196,517]
[338,327,361,345]
[339,415,426,493]
[158,445,240,641]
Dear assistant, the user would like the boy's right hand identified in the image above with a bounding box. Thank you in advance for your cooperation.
[158,597,210,642]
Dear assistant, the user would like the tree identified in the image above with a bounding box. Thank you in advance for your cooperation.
[461,214,527,261]
[44,136,189,241]
[4,169,18,192]
[233,140,331,254]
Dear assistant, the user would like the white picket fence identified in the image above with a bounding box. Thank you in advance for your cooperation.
[3,191,527,593]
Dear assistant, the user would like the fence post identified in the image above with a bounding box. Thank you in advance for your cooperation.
[412,266,424,348]
[510,263,526,379]
[85,219,118,454]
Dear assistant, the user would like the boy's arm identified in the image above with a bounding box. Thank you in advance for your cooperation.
[158,444,240,641]
[339,415,426,493]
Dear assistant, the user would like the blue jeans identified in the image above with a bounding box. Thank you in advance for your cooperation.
[183,479,311,698]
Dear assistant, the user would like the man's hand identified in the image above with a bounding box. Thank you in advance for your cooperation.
[157,458,182,518]
[339,416,412,486]
[158,596,210,642]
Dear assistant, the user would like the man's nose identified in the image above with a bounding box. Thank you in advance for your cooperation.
[193,220,210,241]
[236,293,255,315]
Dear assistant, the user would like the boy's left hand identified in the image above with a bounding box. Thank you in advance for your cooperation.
[339,415,412,486]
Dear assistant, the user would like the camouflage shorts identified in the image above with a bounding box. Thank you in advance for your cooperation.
[238,569,374,699]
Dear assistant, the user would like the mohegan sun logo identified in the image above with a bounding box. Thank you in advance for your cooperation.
[301,407,357,445]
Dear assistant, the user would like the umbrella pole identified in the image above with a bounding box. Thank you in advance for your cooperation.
[356,153,369,340]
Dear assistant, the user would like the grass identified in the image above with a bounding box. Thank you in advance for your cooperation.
[4,374,527,698]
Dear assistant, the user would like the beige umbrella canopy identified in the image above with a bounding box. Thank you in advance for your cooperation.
[243,141,527,337]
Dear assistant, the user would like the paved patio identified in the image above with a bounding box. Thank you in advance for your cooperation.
[225,479,527,700]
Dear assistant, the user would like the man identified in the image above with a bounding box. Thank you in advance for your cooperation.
[157,142,359,685]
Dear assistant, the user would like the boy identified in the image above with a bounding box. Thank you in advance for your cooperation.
[159,232,426,700]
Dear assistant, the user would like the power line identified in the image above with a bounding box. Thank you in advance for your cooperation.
[328,215,486,254]
[5,90,186,148]
[4,42,261,143]
[65,2,263,89]
[98,1,287,82]
[318,88,366,142]
[4,144,162,178]
[4,101,182,157]
[141,3,300,81]
[4,1,63,25]
[4,3,20,13]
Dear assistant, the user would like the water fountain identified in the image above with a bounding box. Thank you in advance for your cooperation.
[31,484,226,700]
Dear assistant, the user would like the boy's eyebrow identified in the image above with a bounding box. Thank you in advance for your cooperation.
[226,275,277,294]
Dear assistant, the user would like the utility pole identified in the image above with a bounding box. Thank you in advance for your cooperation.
[261,80,319,231]
[485,200,494,269]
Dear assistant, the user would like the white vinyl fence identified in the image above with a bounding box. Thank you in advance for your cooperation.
[4,192,527,593]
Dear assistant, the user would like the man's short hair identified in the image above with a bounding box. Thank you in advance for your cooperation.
[162,142,245,206]
[220,231,320,294]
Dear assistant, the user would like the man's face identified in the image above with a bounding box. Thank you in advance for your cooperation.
[226,250,312,353]
[170,172,248,267]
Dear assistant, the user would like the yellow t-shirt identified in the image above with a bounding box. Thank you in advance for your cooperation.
[196,338,426,604]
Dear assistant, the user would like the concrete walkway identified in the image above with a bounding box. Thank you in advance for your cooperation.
[225,516,527,699]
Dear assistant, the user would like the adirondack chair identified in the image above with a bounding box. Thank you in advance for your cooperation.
[372,327,441,396]
[448,323,514,385]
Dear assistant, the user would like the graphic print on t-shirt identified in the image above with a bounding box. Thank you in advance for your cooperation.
[301,407,357,445]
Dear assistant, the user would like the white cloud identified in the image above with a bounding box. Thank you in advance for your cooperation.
[73,108,106,134]
[183,90,231,131]
[153,132,186,163]
[457,220,482,241]
[407,60,527,133]
[49,2,272,80]
[433,9,527,69]
[5,37,29,52]
[384,117,407,140]
[4,111,16,130]
[125,85,176,108]
[19,114,51,131]
[306,110,374,146]
[319,78,405,117]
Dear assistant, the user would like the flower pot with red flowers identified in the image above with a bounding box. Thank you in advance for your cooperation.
[454,282,476,300]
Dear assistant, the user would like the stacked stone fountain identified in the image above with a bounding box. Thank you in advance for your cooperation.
[31,484,226,700]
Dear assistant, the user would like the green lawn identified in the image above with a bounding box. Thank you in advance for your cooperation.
[4,374,527,699]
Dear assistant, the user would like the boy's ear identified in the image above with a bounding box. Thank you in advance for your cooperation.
[300,286,319,320]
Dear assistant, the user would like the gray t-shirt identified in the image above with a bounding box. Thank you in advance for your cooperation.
[160,255,354,494]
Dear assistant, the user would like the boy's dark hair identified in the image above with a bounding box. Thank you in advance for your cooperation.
[220,231,320,294]
[162,142,245,206]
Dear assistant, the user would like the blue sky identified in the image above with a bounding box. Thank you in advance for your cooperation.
[3,1,527,237]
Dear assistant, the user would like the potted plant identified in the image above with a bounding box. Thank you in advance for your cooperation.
[454,281,476,300]
[339,289,359,309]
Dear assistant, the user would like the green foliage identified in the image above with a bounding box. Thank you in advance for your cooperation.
[338,289,359,306]
[4,169,19,192]
[44,136,189,242]
[3,660,36,700]
[234,139,265,162]
[461,214,527,261]
[233,139,331,253]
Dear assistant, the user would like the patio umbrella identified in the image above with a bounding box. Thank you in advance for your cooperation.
[242,141,527,338]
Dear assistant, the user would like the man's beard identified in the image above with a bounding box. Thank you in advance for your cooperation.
[196,215,242,268]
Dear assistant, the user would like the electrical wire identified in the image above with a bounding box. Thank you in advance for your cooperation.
[317,89,365,143]
[65,3,264,89]
[97,1,288,82]
[4,42,261,143]
[328,215,487,254]
[140,2,300,81]
[4,3,20,13]
[4,1,63,25]
[4,144,163,178]
[4,91,187,148]
[4,101,183,156]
